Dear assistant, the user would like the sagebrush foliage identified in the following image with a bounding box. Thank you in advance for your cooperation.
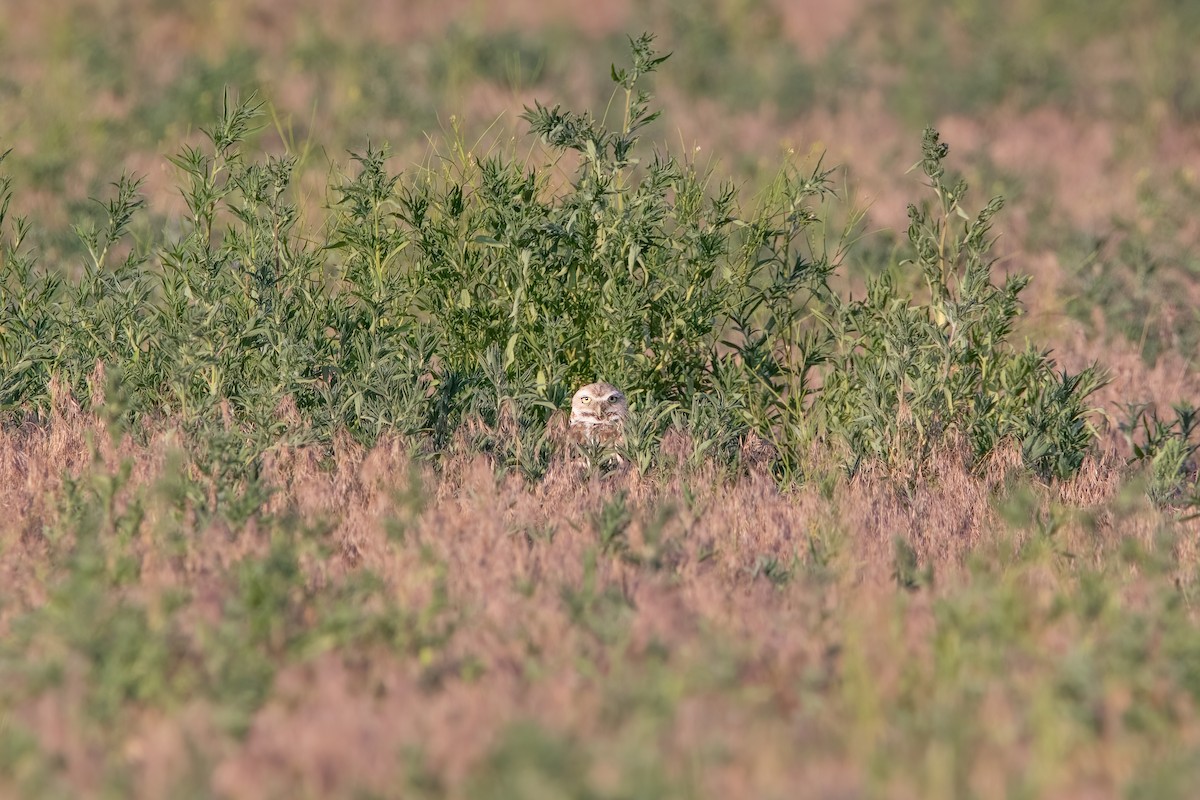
[0,35,1103,511]
[1120,402,1200,512]
[819,128,1105,482]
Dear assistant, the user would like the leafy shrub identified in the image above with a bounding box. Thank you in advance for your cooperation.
[0,153,59,412]
[0,35,1106,502]
[1121,402,1200,511]
[818,128,1105,482]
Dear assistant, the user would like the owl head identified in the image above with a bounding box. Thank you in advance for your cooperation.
[569,382,628,442]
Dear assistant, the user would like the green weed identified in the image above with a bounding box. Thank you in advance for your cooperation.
[0,38,1107,497]
[819,128,1105,483]
[1121,402,1200,513]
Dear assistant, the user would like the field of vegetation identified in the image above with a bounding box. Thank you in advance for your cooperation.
[3,1,1200,797]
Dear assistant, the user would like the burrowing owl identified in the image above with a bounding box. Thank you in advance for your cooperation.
[569,382,628,445]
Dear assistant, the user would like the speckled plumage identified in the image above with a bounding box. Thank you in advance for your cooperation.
[568,382,628,445]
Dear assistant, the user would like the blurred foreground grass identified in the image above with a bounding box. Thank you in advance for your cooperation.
[3,405,1200,798]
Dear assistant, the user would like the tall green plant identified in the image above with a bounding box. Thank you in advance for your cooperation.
[820,128,1105,482]
[0,39,1110,500]
[0,149,60,415]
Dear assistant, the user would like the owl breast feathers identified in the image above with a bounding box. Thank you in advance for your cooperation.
[569,382,628,445]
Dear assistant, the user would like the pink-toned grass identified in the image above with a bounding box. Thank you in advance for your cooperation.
[2,392,1197,798]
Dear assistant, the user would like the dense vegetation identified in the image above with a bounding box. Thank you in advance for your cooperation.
[3,38,1109,503]
[2,7,1200,799]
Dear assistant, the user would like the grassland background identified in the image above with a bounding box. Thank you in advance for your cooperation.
[3,0,1200,797]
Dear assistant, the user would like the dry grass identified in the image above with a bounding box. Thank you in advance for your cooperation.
[3,395,1199,799]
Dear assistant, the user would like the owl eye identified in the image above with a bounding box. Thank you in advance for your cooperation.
[580,395,591,403]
